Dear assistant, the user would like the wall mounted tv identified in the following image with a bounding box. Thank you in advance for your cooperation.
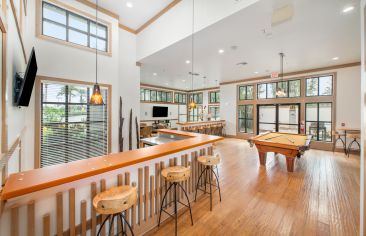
[153,106,168,117]
[14,47,38,107]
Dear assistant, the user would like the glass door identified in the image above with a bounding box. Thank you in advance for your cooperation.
[257,104,300,134]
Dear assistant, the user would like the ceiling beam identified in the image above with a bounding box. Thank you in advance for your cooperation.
[135,0,182,34]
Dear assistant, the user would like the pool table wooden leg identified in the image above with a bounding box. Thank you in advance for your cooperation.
[259,152,267,166]
[286,156,295,172]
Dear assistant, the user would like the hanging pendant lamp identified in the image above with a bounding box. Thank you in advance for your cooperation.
[188,0,196,110]
[275,52,286,97]
[90,0,104,105]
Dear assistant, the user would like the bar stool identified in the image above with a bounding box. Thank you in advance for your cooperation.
[332,130,345,152]
[93,185,137,236]
[158,166,193,236]
[195,154,222,211]
[347,132,361,157]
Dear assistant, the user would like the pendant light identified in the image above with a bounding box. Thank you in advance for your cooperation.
[90,0,104,105]
[188,0,196,110]
[275,52,286,97]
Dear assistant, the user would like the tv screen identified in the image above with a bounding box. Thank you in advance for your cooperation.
[16,47,38,107]
[153,106,168,117]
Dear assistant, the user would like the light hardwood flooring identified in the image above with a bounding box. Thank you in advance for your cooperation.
[146,138,360,236]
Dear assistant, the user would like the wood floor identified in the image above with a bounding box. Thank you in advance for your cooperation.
[146,138,360,236]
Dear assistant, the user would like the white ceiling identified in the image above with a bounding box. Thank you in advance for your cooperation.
[139,0,361,90]
[91,0,174,29]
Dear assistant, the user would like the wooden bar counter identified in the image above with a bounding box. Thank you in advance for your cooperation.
[0,130,223,236]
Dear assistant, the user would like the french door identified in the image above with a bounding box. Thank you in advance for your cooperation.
[257,104,300,134]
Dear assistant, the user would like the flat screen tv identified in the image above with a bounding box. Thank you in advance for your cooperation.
[15,47,38,107]
[153,106,168,117]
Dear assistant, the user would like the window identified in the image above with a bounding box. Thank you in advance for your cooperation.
[238,105,253,133]
[306,76,333,96]
[188,93,203,104]
[174,93,187,104]
[140,88,173,103]
[209,91,220,103]
[305,103,332,142]
[238,85,254,100]
[42,2,108,52]
[209,106,220,121]
[257,80,301,99]
[189,105,202,121]
[40,81,109,168]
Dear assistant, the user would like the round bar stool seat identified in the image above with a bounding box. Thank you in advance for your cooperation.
[195,154,222,211]
[161,166,191,182]
[93,186,137,236]
[158,166,193,236]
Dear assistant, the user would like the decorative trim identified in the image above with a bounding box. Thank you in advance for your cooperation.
[140,83,187,93]
[220,62,361,86]
[75,0,119,20]
[135,0,182,34]
[1,6,7,155]
[36,0,113,56]
[10,0,27,63]
[118,23,136,34]
[34,75,113,168]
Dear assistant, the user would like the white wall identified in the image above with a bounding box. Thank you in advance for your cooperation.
[136,0,259,61]
[220,66,361,136]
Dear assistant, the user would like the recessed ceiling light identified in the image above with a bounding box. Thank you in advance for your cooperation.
[126,2,133,8]
[153,73,157,76]
[185,60,191,64]
[332,57,339,61]
[218,49,225,54]
[182,79,186,82]
[254,71,259,74]
[342,6,354,13]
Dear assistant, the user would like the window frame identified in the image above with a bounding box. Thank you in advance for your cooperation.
[238,85,254,100]
[238,105,254,133]
[208,106,220,121]
[305,76,333,97]
[257,79,301,99]
[305,102,333,142]
[38,0,112,55]
[140,88,174,104]
[35,77,112,168]
[209,91,220,104]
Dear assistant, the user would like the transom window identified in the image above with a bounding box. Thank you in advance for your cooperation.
[42,1,108,52]
[209,91,220,103]
[239,85,254,100]
[140,88,173,103]
[238,105,253,133]
[188,93,203,104]
[257,80,301,99]
[174,92,187,104]
[209,106,220,121]
[40,81,109,168]
[306,75,333,96]
[305,103,332,142]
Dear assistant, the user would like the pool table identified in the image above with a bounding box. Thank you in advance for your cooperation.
[249,132,312,172]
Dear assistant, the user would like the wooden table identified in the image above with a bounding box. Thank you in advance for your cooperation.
[250,132,312,172]
[336,127,360,154]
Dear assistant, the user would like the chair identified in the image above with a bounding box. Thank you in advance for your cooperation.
[158,166,193,236]
[347,132,360,157]
[332,130,345,152]
[93,186,137,236]
[195,154,222,211]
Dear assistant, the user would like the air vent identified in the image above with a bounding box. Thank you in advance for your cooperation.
[236,62,248,66]
[272,4,293,27]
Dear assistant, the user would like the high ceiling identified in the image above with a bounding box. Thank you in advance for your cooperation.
[139,0,361,90]
[91,0,175,30]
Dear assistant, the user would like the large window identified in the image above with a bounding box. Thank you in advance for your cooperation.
[306,75,333,96]
[40,81,109,168]
[209,91,220,103]
[238,105,253,133]
[209,106,220,121]
[42,2,108,52]
[257,80,300,99]
[140,88,173,103]
[239,85,254,100]
[174,92,187,104]
[188,93,203,104]
[189,105,202,122]
[305,103,332,142]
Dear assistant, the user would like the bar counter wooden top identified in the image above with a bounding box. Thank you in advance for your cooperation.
[176,120,226,125]
[1,130,223,200]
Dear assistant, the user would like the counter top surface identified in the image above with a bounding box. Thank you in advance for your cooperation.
[1,130,223,200]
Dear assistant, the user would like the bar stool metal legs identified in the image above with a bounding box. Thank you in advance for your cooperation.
[97,212,134,236]
[158,182,193,236]
[195,165,222,211]
[347,139,361,157]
